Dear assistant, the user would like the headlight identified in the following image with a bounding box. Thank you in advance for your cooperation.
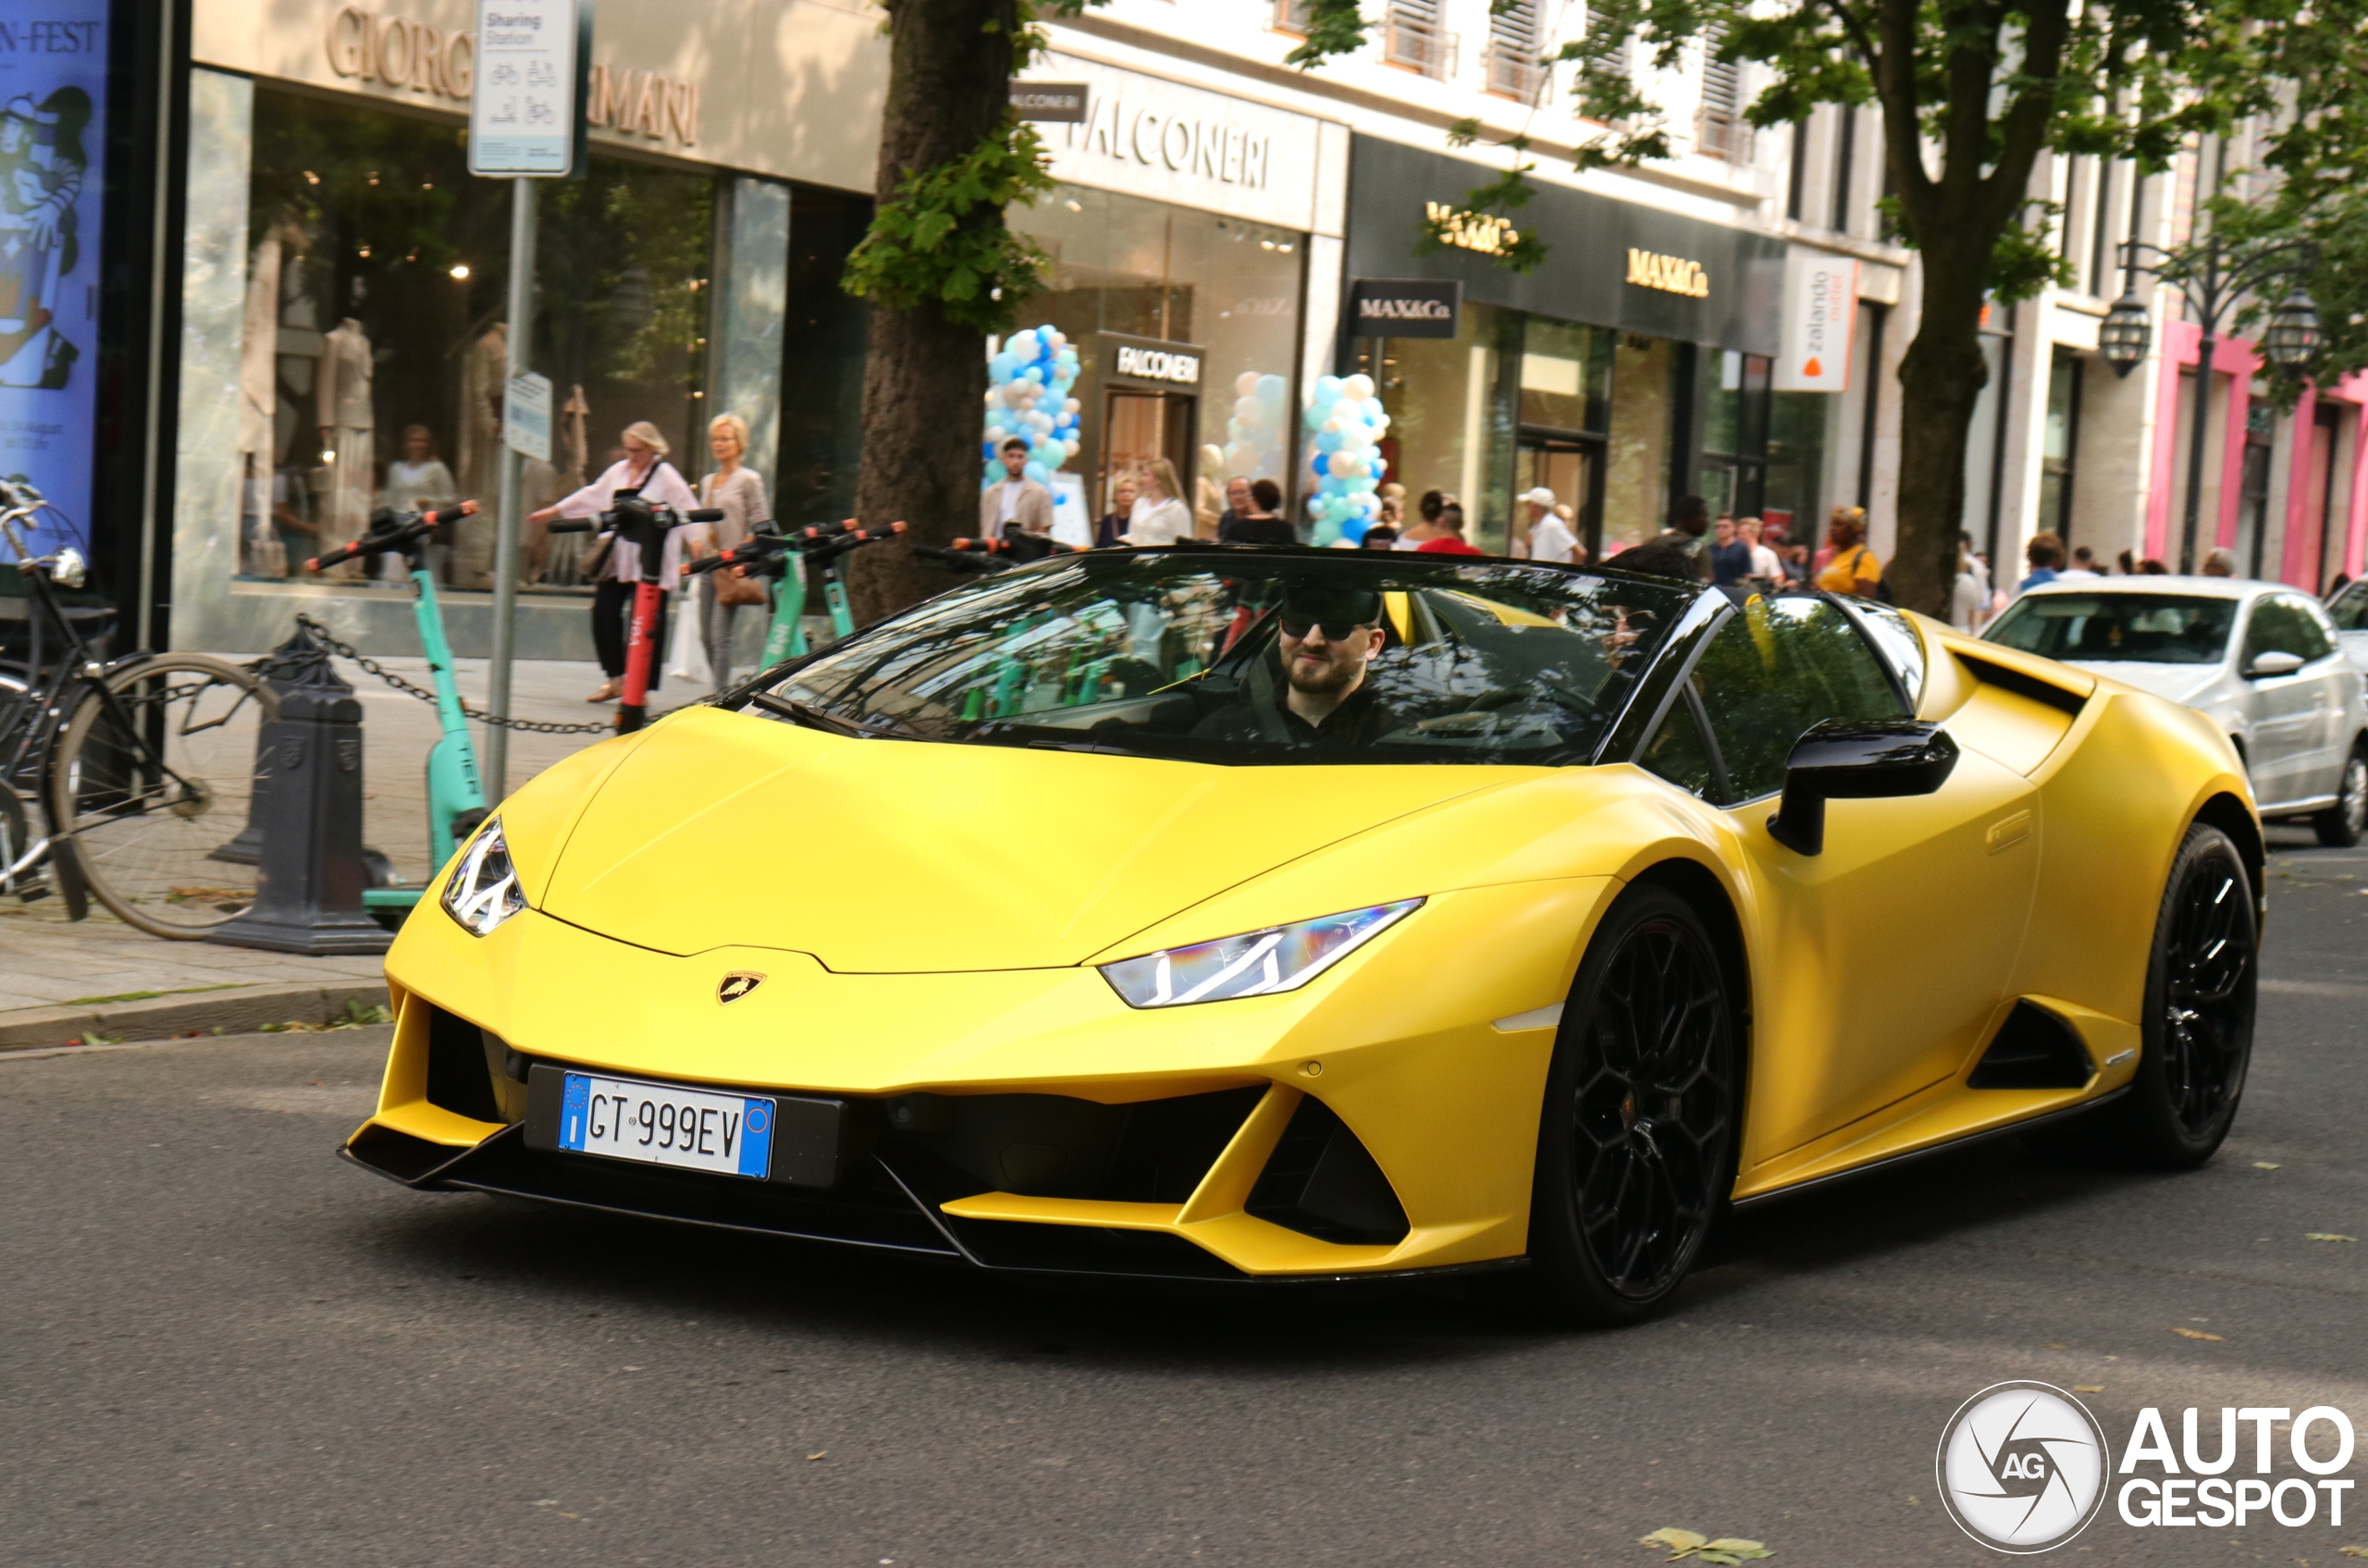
[1098,899,1422,1008]
[440,816,527,936]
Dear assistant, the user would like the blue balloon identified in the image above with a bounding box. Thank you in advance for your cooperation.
[1024,461,1048,483]
[1339,515,1370,544]
[1316,376,1343,401]
[1315,431,1342,454]
[1257,374,1288,402]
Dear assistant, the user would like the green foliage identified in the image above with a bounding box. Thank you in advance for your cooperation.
[1284,0,1371,69]
[842,117,1058,335]
[1418,125,1551,274]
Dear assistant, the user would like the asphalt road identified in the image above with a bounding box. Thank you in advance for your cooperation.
[3,834,2362,1567]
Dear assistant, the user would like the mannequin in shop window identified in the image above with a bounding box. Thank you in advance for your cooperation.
[314,316,376,580]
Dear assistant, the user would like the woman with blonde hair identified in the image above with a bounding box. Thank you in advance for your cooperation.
[532,419,699,702]
[1814,504,1882,598]
[689,412,773,692]
[1122,457,1194,547]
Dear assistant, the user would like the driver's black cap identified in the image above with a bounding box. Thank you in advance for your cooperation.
[1278,585,1385,627]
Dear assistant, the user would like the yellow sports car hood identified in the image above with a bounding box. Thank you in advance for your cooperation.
[535,707,1504,971]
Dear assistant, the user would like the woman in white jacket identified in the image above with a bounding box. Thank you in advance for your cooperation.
[1121,458,1195,546]
[532,420,699,701]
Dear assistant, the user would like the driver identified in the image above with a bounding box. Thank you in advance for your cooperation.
[1195,585,1398,747]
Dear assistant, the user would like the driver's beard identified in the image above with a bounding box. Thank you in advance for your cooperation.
[1286,654,1363,700]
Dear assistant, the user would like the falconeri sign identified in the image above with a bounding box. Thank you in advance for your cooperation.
[1101,333,1204,390]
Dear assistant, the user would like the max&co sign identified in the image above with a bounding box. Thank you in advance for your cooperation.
[1347,279,1462,340]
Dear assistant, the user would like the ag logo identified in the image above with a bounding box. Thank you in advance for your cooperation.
[1937,1381,2110,1553]
[715,971,765,1006]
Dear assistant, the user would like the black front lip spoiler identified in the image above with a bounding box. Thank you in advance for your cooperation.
[342,1123,1529,1289]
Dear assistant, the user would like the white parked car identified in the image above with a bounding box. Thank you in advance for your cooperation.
[2323,577,2368,675]
[1986,575,2368,846]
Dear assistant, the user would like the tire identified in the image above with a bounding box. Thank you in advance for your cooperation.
[2102,822,2257,1167]
[48,655,278,939]
[1524,883,1739,1325]
[2313,744,2368,847]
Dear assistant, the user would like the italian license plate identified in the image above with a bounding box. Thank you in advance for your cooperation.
[556,1072,775,1179]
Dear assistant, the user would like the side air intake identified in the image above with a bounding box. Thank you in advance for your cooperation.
[1247,1095,1410,1246]
[1969,1001,2095,1090]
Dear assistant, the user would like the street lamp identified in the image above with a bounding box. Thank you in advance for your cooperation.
[2107,233,2321,574]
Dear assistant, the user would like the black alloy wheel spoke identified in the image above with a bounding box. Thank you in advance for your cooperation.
[1571,916,1732,1300]
[2159,858,2253,1138]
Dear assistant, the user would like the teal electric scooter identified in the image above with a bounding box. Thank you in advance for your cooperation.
[305,502,488,920]
[694,520,902,664]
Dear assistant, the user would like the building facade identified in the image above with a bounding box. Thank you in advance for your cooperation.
[43,0,2365,667]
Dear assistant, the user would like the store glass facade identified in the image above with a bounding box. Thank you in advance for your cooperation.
[1359,302,1511,547]
[1011,183,1304,521]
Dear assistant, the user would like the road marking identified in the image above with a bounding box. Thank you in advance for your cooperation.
[2260,978,2368,997]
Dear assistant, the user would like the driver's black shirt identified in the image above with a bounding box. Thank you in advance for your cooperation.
[1192,678,1399,749]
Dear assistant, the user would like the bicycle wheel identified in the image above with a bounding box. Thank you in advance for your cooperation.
[48,655,278,938]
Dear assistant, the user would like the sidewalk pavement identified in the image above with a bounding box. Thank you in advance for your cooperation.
[0,651,722,1051]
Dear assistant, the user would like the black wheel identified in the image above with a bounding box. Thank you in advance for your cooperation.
[2313,744,2368,847]
[2104,823,2256,1167]
[1526,884,1738,1324]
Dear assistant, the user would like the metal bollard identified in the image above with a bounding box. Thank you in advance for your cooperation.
[212,620,334,866]
[205,648,390,956]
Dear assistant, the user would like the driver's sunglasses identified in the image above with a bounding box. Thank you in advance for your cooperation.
[1278,616,1368,641]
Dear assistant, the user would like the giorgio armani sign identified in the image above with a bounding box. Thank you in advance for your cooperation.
[1347,278,1462,340]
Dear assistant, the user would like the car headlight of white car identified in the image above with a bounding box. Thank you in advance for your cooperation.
[1098,899,1423,1008]
[440,816,528,936]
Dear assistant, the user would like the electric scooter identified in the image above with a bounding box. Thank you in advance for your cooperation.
[305,502,487,916]
[692,520,905,662]
[549,490,723,734]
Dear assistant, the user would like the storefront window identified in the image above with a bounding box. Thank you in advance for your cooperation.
[1518,317,1610,434]
[237,85,718,589]
[1012,184,1304,521]
[1603,333,1676,552]
[1764,390,1827,545]
[1697,350,1771,519]
[1361,302,1511,547]
[777,188,870,527]
[2037,348,2082,542]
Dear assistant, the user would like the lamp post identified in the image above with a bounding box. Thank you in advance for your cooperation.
[2099,235,2321,574]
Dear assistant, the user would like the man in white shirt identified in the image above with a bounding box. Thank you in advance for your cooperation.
[980,437,1054,537]
[1515,487,1579,564]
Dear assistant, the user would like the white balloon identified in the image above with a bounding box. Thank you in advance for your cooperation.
[1235,371,1260,398]
[1344,374,1375,399]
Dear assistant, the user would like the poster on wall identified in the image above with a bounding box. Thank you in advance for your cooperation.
[1774,253,1858,393]
[0,0,105,558]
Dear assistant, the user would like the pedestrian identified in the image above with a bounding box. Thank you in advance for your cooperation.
[1514,487,1580,564]
[2018,531,2065,593]
[2140,557,2169,574]
[532,420,699,703]
[2117,549,2137,576]
[1739,517,1783,585]
[980,436,1054,539]
[1952,537,1990,632]
[1223,478,1297,545]
[377,423,456,585]
[1815,506,1882,597]
[1094,475,1136,549]
[1416,503,1483,555]
[1359,525,1400,550]
[692,412,772,694]
[2061,544,2100,580]
[1121,459,1194,546]
[1214,475,1254,540]
[1398,489,1446,550]
[1708,513,1751,586]
[2202,547,2238,577]
[1377,494,1404,528]
[1555,504,1591,566]
[1650,494,1714,580]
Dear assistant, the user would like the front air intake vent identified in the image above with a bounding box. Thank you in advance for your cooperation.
[423,1004,510,1123]
[1969,1001,2095,1090]
[1247,1095,1410,1245]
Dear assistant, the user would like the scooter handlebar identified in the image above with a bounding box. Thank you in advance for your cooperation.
[546,518,596,535]
[305,500,482,571]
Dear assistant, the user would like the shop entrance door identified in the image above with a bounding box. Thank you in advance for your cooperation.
[1515,436,1602,560]
[1103,389,1199,516]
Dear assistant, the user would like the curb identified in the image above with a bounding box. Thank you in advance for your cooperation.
[0,981,393,1053]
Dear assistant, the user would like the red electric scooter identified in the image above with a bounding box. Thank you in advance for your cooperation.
[549,490,724,733]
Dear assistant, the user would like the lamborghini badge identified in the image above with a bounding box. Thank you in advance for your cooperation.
[716,971,766,1005]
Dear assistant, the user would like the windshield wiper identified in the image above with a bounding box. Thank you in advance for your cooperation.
[746,690,923,740]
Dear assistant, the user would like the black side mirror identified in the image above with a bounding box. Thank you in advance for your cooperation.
[1767,720,1960,856]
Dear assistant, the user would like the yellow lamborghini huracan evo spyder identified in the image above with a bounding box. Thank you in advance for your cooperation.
[347,547,2261,1321]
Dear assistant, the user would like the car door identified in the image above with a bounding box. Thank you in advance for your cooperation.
[2238,595,2331,807]
[2291,596,2360,796]
[2325,582,2368,675]
[1648,597,2041,1160]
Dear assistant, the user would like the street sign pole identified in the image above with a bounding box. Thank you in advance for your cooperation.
[485,175,536,798]
[468,0,587,800]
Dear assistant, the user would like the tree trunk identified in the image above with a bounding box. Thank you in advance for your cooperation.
[844,0,1018,626]
[1888,247,1993,620]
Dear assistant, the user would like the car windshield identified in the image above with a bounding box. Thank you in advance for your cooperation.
[737,550,1696,766]
[1984,593,2237,664]
[2327,584,2368,633]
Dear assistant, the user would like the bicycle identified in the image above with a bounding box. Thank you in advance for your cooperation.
[0,480,277,938]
